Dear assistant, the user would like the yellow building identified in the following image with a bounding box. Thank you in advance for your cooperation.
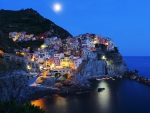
[69,60,75,70]
[60,57,70,68]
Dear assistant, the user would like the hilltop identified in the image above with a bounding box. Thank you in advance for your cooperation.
[0,8,72,52]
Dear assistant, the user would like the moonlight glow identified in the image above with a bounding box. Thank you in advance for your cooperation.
[53,3,62,12]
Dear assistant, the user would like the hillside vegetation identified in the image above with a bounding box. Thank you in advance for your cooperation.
[0,8,72,52]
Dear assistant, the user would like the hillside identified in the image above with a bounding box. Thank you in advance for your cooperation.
[0,8,72,52]
[0,30,22,52]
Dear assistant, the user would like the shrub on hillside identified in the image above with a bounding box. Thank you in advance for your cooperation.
[0,100,45,113]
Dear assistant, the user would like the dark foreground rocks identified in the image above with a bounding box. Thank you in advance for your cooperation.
[0,72,92,103]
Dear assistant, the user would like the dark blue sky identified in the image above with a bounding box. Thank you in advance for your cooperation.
[1,0,150,56]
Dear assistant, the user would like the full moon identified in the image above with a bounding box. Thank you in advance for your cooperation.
[53,3,62,12]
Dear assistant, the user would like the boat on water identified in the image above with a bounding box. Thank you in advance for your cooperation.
[102,78,106,80]
[98,88,105,92]
[96,78,102,81]
[119,76,122,78]
[106,77,109,80]
[116,76,122,78]
[112,78,115,80]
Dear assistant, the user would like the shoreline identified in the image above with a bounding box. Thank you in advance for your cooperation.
[23,72,150,103]
[27,75,118,103]
[6,71,148,104]
[24,85,92,103]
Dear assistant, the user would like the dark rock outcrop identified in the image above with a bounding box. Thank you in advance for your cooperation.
[80,53,127,78]
[0,71,57,102]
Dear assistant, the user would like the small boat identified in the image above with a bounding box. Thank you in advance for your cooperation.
[102,78,107,80]
[106,77,109,80]
[96,78,102,81]
[98,88,105,92]
[112,78,115,80]
[119,76,122,78]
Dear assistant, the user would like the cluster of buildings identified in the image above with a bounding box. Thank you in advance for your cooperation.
[9,31,51,42]
[11,32,115,77]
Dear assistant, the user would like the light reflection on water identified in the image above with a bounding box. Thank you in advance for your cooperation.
[31,57,150,113]
[31,98,45,109]
[31,95,68,113]
[31,81,113,113]
[31,79,150,113]
[97,81,110,109]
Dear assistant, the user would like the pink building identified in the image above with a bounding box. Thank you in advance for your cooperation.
[54,57,60,66]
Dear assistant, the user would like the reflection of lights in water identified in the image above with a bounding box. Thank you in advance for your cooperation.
[31,96,67,112]
[97,81,110,109]
[54,96,67,106]
[31,99,45,109]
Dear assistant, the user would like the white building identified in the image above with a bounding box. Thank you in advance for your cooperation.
[53,53,64,59]
[36,51,51,63]
[53,68,73,76]
[73,58,83,69]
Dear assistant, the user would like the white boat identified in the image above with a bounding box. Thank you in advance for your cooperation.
[96,78,102,81]
[102,78,106,80]
[106,77,109,80]
[119,76,122,78]
[98,88,105,92]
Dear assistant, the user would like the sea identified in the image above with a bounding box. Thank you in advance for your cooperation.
[31,56,150,113]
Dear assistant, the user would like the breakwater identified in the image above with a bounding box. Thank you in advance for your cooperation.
[124,70,150,86]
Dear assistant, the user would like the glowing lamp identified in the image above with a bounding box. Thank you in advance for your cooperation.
[27,65,31,70]
[102,55,106,60]
[41,44,48,49]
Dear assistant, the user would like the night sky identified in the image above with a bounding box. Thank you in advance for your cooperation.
[1,0,150,56]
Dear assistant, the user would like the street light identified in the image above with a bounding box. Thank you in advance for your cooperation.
[101,55,106,60]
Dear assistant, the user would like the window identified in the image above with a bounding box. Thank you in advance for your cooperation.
[40,54,43,58]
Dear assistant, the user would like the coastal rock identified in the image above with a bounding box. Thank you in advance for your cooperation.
[35,76,45,84]
[63,79,76,86]
[107,63,127,76]
[0,73,28,101]
[80,53,127,78]
[41,77,55,86]
[82,59,106,77]
[74,74,90,87]
[0,72,57,102]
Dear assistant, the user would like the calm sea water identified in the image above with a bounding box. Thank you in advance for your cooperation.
[123,56,150,78]
[31,56,150,113]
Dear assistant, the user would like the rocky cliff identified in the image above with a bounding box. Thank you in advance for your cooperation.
[0,52,127,102]
[0,71,57,102]
[80,47,127,78]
